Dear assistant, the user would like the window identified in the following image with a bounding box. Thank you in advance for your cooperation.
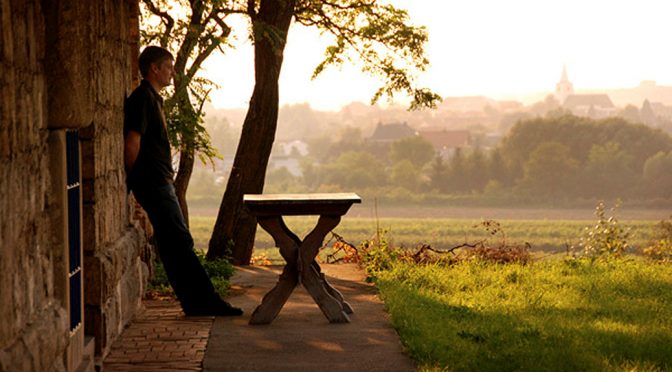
[66,130,82,334]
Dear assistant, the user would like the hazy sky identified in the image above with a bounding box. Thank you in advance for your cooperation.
[203,0,672,111]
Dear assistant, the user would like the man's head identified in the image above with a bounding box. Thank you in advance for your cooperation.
[138,46,175,89]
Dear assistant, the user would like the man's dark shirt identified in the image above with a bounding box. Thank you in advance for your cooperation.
[124,79,174,190]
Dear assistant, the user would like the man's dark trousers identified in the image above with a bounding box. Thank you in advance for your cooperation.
[133,183,220,312]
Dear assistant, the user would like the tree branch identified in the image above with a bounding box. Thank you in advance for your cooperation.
[247,0,257,19]
[142,0,174,47]
[172,1,207,96]
[186,14,231,81]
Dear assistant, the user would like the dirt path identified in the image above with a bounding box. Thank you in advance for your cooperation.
[203,264,415,371]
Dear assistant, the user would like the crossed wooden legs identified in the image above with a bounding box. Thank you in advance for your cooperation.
[249,215,353,325]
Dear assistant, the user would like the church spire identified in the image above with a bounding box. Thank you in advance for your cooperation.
[560,64,569,82]
[555,64,574,104]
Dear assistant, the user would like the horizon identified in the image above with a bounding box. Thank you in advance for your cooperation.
[204,80,671,115]
[201,0,672,111]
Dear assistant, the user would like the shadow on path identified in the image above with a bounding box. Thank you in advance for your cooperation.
[204,264,415,371]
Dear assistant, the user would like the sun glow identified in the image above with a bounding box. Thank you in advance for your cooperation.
[203,0,672,111]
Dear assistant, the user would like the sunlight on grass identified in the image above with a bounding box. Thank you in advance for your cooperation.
[188,213,671,369]
[376,258,672,371]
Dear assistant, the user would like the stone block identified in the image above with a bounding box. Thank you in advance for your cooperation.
[101,252,121,302]
[120,259,143,327]
[83,255,102,307]
[43,0,95,129]
[0,304,68,372]
[101,291,121,356]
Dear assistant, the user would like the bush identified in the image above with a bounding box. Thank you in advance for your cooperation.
[361,235,399,275]
[643,217,672,262]
[324,220,531,280]
[462,220,531,264]
[574,201,631,260]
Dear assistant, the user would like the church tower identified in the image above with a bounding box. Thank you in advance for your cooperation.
[555,65,574,104]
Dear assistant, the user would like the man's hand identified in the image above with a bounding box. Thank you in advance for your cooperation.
[125,131,141,172]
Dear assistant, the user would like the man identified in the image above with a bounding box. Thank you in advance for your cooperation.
[124,46,242,316]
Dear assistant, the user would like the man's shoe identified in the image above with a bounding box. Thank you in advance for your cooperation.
[211,300,244,316]
[184,300,243,317]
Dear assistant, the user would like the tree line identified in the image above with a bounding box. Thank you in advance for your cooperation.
[260,114,672,203]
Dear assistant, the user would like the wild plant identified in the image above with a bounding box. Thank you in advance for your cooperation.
[643,217,672,262]
[574,201,630,260]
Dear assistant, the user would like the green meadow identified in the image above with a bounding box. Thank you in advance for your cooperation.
[190,216,658,259]
[377,258,672,371]
[188,213,671,370]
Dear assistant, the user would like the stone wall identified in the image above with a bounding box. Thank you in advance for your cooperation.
[0,0,149,370]
[74,0,150,357]
[0,1,70,371]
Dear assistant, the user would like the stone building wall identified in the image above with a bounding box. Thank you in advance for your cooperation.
[0,0,149,370]
[0,1,70,370]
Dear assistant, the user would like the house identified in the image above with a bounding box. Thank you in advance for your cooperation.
[2,1,151,371]
[417,129,471,158]
[267,140,309,177]
[563,94,617,118]
[367,122,416,142]
[553,66,617,118]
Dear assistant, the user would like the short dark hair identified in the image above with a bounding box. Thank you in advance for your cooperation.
[138,46,174,78]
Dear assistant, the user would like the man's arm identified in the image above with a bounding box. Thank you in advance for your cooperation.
[125,130,141,172]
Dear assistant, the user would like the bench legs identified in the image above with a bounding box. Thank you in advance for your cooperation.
[249,215,352,325]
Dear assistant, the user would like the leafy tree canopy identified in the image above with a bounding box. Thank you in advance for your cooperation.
[519,141,579,198]
[389,135,435,167]
[501,115,672,177]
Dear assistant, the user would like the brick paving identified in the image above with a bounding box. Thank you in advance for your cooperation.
[103,300,213,372]
[102,264,414,371]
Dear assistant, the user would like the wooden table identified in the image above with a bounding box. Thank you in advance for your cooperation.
[243,193,362,324]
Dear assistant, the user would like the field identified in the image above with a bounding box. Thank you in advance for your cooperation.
[190,214,661,261]
[187,206,672,370]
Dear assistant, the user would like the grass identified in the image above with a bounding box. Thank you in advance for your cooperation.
[189,216,658,261]
[186,210,671,369]
[375,258,672,371]
[146,251,235,299]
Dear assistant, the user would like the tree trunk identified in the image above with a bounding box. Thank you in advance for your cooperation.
[174,148,194,227]
[170,80,197,228]
[207,0,296,264]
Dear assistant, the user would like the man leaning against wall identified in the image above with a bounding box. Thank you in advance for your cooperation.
[123,46,243,317]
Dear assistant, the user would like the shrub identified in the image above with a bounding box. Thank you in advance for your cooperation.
[360,230,400,278]
[324,220,531,275]
[643,217,672,262]
[462,220,531,264]
[574,201,630,260]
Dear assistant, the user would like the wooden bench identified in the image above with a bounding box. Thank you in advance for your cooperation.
[243,193,362,324]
